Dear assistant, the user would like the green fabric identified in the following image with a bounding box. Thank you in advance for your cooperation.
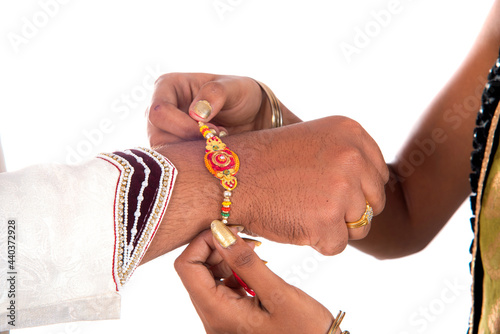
[478,147,500,333]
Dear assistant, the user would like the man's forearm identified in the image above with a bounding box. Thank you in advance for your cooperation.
[142,102,302,264]
[141,129,272,264]
[141,139,220,264]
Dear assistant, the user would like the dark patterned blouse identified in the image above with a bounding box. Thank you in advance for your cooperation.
[469,50,500,334]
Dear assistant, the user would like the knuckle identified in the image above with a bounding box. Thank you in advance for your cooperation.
[339,146,364,167]
[342,117,364,135]
[332,115,363,132]
[155,72,180,85]
[202,81,225,97]
[332,177,352,195]
[173,256,186,274]
[154,73,166,85]
[378,177,388,200]
[318,237,348,256]
[372,190,387,215]
[232,248,257,269]
[147,104,163,123]
[314,215,348,256]
[382,164,390,183]
[367,177,387,215]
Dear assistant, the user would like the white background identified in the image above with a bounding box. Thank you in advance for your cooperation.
[0,0,495,333]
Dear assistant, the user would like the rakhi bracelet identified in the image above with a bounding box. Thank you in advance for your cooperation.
[199,122,256,297]
[199,122,240,224]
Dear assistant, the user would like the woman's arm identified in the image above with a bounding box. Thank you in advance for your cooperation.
[351,0,500,259]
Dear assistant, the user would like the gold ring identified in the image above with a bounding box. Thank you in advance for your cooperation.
[346,202,373,229]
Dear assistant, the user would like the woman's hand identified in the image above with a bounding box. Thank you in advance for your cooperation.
[146,73,301,147]
[175,221,345,334]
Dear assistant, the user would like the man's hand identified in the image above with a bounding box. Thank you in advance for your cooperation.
[145,116,389,260]
[227,116,389,254]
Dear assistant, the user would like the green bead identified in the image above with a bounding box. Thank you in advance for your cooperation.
[221,212,230,218]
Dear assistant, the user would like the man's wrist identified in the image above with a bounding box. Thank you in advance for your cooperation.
[141,140,221,264]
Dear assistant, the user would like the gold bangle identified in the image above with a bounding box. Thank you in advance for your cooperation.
[328,311,349,334]
[256,80,283,128]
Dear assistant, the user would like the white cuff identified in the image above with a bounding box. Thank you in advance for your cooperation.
[0,148,177,330]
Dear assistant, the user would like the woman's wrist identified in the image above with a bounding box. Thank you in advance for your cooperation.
[254,79,302,130]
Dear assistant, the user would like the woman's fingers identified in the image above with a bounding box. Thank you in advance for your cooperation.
[147,73,273,149]
[147,102,200,141]
[189,81,229,122]
[174,230,224,311]
[211,220,290,303]
[208,239,258,279]
[176,222,337,334]
[175,228,259,308]
[189,76,262,125]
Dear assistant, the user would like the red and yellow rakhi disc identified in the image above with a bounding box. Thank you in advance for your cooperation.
[200,125,240,191]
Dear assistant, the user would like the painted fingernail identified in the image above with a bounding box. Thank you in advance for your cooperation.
[242,238,262,247]
[193,100,212,119]
[219,130,228,137]
[226,224,245,233]
[211,220,237,248]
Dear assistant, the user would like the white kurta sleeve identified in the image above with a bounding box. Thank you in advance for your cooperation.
[0,148,176,331]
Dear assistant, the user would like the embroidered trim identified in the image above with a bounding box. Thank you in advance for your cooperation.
[98,147,177,290]
[468,54,500,333]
